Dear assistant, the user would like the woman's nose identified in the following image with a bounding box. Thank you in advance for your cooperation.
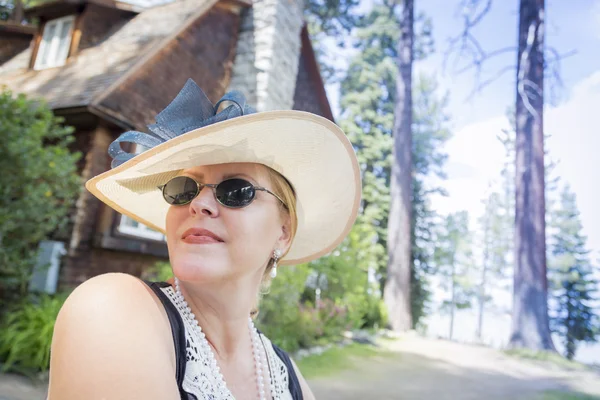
[189,185,219,217]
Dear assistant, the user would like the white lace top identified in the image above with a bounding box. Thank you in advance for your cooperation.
[159,285,295,400]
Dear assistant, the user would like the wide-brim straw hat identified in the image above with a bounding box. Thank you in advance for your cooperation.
[85,79,361,266]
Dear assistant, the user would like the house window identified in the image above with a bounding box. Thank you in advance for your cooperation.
[118,215,166,241]
[34,15,75,70]
[116,143,166,241]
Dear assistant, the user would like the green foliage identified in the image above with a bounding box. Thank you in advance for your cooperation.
[258,223,387,352]
[338,3,450,328]
[535,391,600,400]
[305,0,361,38]
[306,223,381,327]
[410,76,452,325]
[548,185,599,360]
[361,292,388,329]
[434,211,476,337]
[0,90,81,311]
[141,261,174,282]
[304,0,361,82]
[257,264,313,352]
[0,291,70,374]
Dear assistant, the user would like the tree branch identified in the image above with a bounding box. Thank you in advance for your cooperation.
[545,47,577,106]
[465,65,516,100]
[445,0,575,104]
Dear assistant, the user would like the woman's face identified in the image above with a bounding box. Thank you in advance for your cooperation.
[165,163,291,284]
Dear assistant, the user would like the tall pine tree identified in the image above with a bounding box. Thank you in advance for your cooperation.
[548,185,599,360]
[339,2,447,329]
[434,211,475,340]
[510,0,555,351]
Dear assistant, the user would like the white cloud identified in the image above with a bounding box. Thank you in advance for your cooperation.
[429,116,509,225]
[432,71,600,262]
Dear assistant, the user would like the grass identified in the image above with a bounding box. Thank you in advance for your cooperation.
[504,348,590,371]
[295,343,391,380]
[534,390,600,400]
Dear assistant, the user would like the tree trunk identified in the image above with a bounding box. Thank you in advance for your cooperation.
[450,257,456,340]
[11,0,24,23]
[509,0,555,351]
[477,232,489,341]
[384,0,414,332]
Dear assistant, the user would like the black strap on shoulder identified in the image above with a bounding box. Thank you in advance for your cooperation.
[142,280,190,400]
[271,343,304,400]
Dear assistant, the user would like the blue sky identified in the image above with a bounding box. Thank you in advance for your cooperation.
[327,0,600,266]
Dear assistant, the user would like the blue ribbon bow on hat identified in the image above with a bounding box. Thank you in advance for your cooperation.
[108,79,256,168]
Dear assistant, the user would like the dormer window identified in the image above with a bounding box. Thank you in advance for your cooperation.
[34,15,74,70]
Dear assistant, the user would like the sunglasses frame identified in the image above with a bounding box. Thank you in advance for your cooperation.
[157,176,287,209]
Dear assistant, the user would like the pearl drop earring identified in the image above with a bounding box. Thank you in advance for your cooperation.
[270,249,282,278]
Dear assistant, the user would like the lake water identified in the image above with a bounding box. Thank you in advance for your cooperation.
[422,308,600,365]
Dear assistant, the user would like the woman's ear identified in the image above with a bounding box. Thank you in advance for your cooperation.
[277,215,293,254]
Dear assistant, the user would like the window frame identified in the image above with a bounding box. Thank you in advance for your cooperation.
[34,15,75,70]
[117,215,166,242]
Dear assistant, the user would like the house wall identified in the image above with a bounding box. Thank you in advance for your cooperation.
[0,34,31,65]
[62,247,164,287]
[100,6,241,129]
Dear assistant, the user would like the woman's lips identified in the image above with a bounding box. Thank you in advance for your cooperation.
[182,235,222,244]
[181,228,224,244]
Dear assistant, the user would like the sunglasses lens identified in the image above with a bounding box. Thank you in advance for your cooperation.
[216,179,255,208]
[162,176,198,205]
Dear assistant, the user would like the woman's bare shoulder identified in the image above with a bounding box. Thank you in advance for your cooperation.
[47,272,179,400]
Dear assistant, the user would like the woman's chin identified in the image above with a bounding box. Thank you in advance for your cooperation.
[171,260,231,282]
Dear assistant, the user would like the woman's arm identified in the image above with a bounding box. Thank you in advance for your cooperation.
[47,273,179,400]
[290,358,316,400]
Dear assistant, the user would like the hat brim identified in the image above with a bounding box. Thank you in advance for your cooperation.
[85,110,361,265]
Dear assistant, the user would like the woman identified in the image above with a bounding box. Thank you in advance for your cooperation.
[47,80,361,400]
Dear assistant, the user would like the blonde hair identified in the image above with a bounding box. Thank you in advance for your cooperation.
[251,167,298,318]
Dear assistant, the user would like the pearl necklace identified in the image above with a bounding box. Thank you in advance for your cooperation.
[174,277,270,400]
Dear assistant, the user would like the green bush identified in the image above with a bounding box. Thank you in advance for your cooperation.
[361,294,388,329]
[142,261,173,282]
[256,265,312,353]
[535,391,600,400]
[315,299,350,341]
[0,291,70,374]
[0,90,81,312]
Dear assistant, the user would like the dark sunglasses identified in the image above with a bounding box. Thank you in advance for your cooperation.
[158,176,287,209]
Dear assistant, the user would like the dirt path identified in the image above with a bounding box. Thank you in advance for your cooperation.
[2,336,599,400]
[308,335,600,400]
[0,373,47,400]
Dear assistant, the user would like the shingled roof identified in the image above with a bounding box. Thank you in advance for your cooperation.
[0,0,218,110]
